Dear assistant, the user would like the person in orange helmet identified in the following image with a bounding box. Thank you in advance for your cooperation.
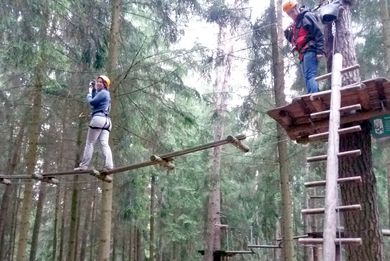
[283,0,325,93]
[74,75,114,172]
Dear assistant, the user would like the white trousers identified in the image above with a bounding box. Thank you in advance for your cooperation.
[79,116,113,169]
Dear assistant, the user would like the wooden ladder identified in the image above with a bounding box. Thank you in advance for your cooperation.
[298,53,362,260]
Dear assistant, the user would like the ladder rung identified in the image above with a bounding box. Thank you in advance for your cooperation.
[306,154,327,162]
[310,82,363,100]
[310,110,330,119]
[305,176,362,188]
[302,204,361,215]
[338,125,362,135]
[340,104,361,112]
[247,244,281,249]
[298,238,362,245]
[315,64,360,81]
[307,150,361,162]
[0,178,11,185]
[42,177,59,184]
[310,195,325,199]
[308,126,362,141]
[310,104,361,119]
[338,149,361,157]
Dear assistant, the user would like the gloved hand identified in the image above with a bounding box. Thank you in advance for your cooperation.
[88,80,95,97]
[89,80,96,88]
[284,25,293,42]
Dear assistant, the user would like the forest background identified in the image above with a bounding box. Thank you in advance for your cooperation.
[0,0,389,260]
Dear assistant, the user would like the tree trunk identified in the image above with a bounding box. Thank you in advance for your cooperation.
[89,187,98,261]
[0,114,26,260]
[136,228,144,261]
[97,0,122,260]
[30,125,54,261]
[67,176,80,261]
[15,67,43,261]
[204,24,232,261]
[334,2,384,260]
[52,98,69,261]
[380,0,390,76]
[150,174,156,261]
[11,187,23,260]
[59,186,69,261]
[52,184,61,261]
[79,186,94,261]
[129,223,134,261]
[29,183,47,261]
[380,0,390,234]
[270,0,294,260]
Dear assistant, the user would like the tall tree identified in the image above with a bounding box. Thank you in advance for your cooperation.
[335,1,384,259]
[204,22,232,261]
[270,0,294,260]
[380,0,390,232]
[97,0,122,260]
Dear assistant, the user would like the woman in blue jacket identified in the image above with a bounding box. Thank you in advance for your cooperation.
[74,75,113,171]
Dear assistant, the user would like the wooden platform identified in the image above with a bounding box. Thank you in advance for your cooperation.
[267,78,390,143]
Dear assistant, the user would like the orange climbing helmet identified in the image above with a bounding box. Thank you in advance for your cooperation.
[282,0,298,13]
[98,75,111,88]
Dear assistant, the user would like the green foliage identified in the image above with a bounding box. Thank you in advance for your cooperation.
[2,0,390,260]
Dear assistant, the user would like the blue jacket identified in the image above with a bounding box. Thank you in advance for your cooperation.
[87,88,111,116]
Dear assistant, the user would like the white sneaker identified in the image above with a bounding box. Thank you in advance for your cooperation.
[74,166,88,171]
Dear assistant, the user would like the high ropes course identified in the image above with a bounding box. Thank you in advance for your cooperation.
[268,54,390,260]
[0,134,249,185]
